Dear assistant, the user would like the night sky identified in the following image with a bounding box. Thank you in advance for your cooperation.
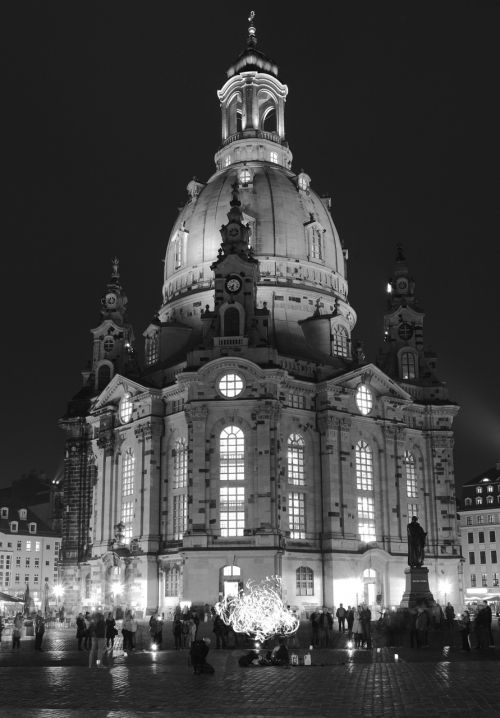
[3,2,499,493]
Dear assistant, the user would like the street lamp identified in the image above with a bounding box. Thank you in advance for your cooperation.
[439,579,451,605]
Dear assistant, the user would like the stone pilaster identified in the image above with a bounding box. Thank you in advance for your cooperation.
[185,405,209,539]
[134,420,163,552]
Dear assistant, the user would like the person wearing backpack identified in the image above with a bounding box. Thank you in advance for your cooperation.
[190,637,214,674]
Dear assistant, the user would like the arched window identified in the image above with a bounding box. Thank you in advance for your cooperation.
[288,434,305,485]
[404,451,417,498]
[223,306,240,336]
[356,441,375,543]
[311,227,323,260]
[401,352,417,380]
[121,449,135,542]
[173,439,187,489]
[464,497,472,506]
[487,496,494,504]
[103,337,114,354]
[262,107,276,132]
[97,364,111,391]
[220,426,245,537]
[146,333,159,365]
[296,566,314,596]
[332,325,348,358]
[355,441,373,491]
[164,566,180,597]
[122,449,135,496]
[476,497,483,505]
[173,495,187,540]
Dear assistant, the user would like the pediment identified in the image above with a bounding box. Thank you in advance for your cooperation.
[326,363,413,401]
[91,374,149,411]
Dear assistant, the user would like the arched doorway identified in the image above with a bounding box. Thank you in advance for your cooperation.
[363,568,377,608]
[220,565,242,599]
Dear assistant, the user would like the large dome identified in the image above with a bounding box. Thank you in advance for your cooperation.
[154,22,357,364]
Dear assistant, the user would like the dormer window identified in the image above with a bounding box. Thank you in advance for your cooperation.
[239,168,252,186]
[269,151,278,164]
[19,509,27,520]
[476,497,483,505]
[476,486,483,494]
[331,324,349,358]
[10,521,18,533]
[0,507,8,519]
[224,155,231,167]
[29,522,37,534]
[297,171,311,191]
[464,498,472,506]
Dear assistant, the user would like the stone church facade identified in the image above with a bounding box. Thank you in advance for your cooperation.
[59,16,462,617]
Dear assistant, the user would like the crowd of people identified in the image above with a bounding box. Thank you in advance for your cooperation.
[309,605,373,649]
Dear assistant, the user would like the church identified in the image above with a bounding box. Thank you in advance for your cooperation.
[59,15,462,617]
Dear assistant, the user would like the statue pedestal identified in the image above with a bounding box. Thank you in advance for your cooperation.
[400,567,435,609]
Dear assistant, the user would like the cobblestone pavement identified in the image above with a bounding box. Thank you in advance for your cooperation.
[0,627,499,718]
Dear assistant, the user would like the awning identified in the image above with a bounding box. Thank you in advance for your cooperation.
[0,591,24,603]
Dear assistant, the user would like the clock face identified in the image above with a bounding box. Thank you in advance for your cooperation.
[228,227,239,238]
[225,276,242,294]
[398,322,413,340]
[396,278,408,292]
[105,293,117,306]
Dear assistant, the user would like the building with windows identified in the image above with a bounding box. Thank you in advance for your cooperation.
[0,504,61,611]
[59,16,461,616]
[458,463,500,613]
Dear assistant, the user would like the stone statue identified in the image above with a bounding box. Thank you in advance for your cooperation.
[407,516,426,568]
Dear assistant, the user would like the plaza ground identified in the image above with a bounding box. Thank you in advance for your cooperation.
[0,621,499,718]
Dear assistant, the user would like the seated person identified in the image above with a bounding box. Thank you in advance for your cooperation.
[270,637,289,666]
[189,637,214,674]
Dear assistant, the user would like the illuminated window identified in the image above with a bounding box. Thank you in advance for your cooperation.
[164,566,180,597]
[310,227,323,260]
[487,485,494,492]
[404,451,417,498]
[26,541,31,552]
[296,566,314,596]
[359,522,376,543]
[401,352,417,380]
[121,502,133,542]
[487,496,493,504]
[224,155,231,167]
[476,486,483,494]
[146,333,159,365]
[122,449,135,496]
[356,441,373,491]
[239,168,252,185]
[220,426,244,481]
[466,516,472,525]
[476,497,483,505]
[223,565,241,576]
[270,151,278,164]
[493,573,499,587]
[470,574,476,587]
[173,439,187,489]
[477,515,484,525]
[35,541,40,552]
[358,496,374,520]
[297,173,309,191]
[173,494,187,540]
[482,573,488,587]
[103,337,114,354]
[332,325,349,358]
[220,486,245,537]
[288,434,305,486]
[119,393,133,424]
[408,504,418,518]
[218,373,244,398]
[464,498,472,506]
[289,492,305,539]
[355,385,373,415]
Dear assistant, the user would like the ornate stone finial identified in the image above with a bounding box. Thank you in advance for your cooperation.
[111,257,120,279]
[247,10,257,46]
[230,180,241,207]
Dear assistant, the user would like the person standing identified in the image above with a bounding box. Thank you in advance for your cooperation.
[76,612,86,650]
[352,608,363,648]
[319,607,333,647]
[444,602,455,631]
[458,610,471,651]
[346,606,354,639]
[309,610,320,648]
[213,614,226,649]
[415,606,430,648]
[88,611,106,667]
[83,612,91,650]
[483,600,495,647]
[12,612,23,649]
[336,604,347,633]
[173,615,183,650]
[34,611,45,651]
[360,604,372,649]
[105,612,116,649]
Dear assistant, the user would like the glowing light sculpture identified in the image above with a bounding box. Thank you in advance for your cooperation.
[214,576,299,643]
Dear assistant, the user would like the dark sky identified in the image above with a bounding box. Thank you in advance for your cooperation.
[2,2,499,492]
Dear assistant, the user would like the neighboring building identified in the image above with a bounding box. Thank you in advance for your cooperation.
[458,463,500,613]
[0,504,62,610]
[59,15,461,617]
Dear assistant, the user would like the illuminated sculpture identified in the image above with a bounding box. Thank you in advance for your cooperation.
[214,576,299,643]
